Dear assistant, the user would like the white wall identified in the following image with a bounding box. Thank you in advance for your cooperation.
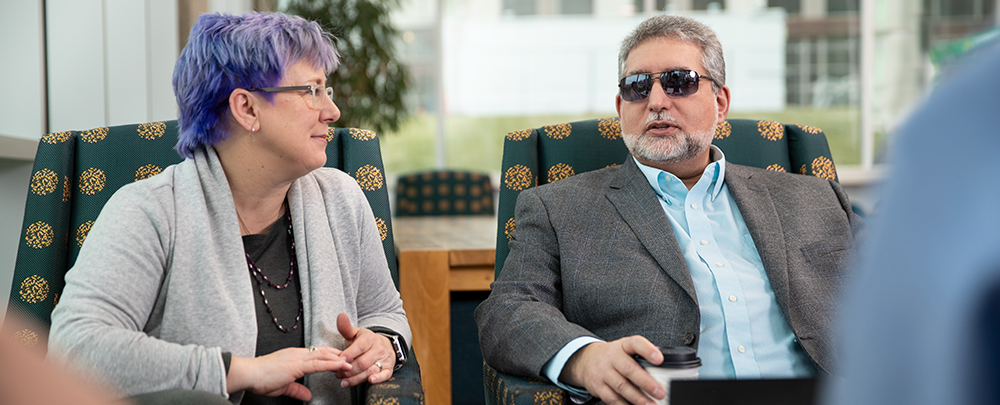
[0,1,46,141]
[46,0,180,133]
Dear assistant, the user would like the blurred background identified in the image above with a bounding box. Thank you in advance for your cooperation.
[1,0,998,403]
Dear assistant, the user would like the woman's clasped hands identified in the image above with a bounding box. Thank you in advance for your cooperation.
[227,313,397,401]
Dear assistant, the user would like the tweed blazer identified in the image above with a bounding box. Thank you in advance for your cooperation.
[475,157,864,380]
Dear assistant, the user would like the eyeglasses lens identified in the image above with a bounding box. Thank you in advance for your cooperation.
[310,86,335,108]
[619,70,702,102]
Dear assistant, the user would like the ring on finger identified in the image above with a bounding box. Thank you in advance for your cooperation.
[374,361,382,371]
[309,346,318,352]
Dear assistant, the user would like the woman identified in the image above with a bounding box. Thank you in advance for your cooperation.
[47,12,410,404]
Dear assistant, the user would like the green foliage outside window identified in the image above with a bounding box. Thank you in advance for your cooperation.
[283,0,411,135]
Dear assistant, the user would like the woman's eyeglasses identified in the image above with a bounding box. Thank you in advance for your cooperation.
[246,85,334,109]
[618,69,716,102]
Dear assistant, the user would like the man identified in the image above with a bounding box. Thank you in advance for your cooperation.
[475,15,863,405]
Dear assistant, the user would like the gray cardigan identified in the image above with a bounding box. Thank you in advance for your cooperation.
[49,146,410,404]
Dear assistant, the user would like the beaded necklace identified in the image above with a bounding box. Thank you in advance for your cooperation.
[242,205,302,333]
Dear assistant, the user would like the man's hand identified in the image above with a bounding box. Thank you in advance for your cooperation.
[227,346,351,401]
[335,313,396,387]
[560,336,665,405]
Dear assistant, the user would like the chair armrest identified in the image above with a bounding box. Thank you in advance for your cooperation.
[483,361,568,405]
[363,348,423,405]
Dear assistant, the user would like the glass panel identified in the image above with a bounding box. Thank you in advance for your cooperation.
[693,0,727,11]
[502,0,535,16]
[827,0,860,14]
[768,0,801,14]
[560,0,592,14]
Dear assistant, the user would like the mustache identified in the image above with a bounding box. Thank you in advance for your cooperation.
[645,111,679,127]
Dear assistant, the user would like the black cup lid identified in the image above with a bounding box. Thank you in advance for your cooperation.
[635,346,701,369]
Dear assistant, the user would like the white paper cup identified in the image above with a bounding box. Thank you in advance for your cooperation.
[636,346,701,405]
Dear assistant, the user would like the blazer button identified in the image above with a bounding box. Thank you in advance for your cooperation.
[684,332,696,346]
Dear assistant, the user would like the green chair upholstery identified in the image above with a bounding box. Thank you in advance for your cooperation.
[486,117,839,405]
[6,120,421,405]
[395,170,495,216]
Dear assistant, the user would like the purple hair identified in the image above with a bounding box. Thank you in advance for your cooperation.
[172,12,339,158]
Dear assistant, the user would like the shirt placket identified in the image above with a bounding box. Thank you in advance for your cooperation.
[685,168,762,378]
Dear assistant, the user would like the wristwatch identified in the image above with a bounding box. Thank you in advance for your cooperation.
[377,332,407,371]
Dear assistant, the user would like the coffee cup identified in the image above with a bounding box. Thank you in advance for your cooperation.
[635,346,701,405]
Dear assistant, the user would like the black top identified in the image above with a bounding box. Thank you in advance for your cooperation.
[241,213,305,405]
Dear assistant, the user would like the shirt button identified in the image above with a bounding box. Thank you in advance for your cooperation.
[690,203,698,209]
[715,262,724,267]
[729,295,737,302]
[700,240,709,245]
[738,345,746,353]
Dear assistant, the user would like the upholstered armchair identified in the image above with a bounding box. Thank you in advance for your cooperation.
[6,120,421,405]
[395,170,495,216]
[486,117,839,405]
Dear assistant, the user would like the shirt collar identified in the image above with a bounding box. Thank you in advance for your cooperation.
[634,145,727,201]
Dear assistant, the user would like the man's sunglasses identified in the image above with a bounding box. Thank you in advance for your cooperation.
[618,69,717,102]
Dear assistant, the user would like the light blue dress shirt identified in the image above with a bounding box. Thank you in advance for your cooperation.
[543,148,813,396]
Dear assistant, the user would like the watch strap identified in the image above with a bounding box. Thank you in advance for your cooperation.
[373,330,407,370]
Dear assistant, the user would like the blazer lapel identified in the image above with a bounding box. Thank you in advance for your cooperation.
[605,158,698,303]
[725,164,791,312]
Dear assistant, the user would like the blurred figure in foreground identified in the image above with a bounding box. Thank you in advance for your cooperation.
[1,314,122,405]
[822,42,1000,405]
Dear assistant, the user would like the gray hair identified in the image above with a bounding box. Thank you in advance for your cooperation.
[618,15,726,93]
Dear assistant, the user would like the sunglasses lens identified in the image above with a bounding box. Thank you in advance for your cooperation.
[620,74,653,102]
[662,70,700,97]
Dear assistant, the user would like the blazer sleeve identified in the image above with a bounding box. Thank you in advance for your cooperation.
[475,189,596,379]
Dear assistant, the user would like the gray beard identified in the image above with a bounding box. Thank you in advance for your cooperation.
[622,114,715,165]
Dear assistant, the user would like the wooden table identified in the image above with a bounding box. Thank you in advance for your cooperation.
[394,216,497,405]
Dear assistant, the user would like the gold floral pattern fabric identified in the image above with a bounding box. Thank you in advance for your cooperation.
[504,165,533,191]
[505,218,516,240]
[62,176,71,202]
[79,168,106,195]
[547,163,575,183]
[598,118,621,140]
[714,120,732,139]
[812,156,837,180]
[76,221,94,247]
[349,128,376,141]
[797,124,823,134]
[543,123,572,140]
[375,217,387,241]
[355,165,384,191]
[506,128,532,141]
[42,131,72,144]
[757,120,784,141]
[25,221,53,249]
[81,127,109,143]
[135,164,163,181]
[137,122,166,140]
[30,168,58,196]
[19,275,49,304]
[765,164,786,172]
